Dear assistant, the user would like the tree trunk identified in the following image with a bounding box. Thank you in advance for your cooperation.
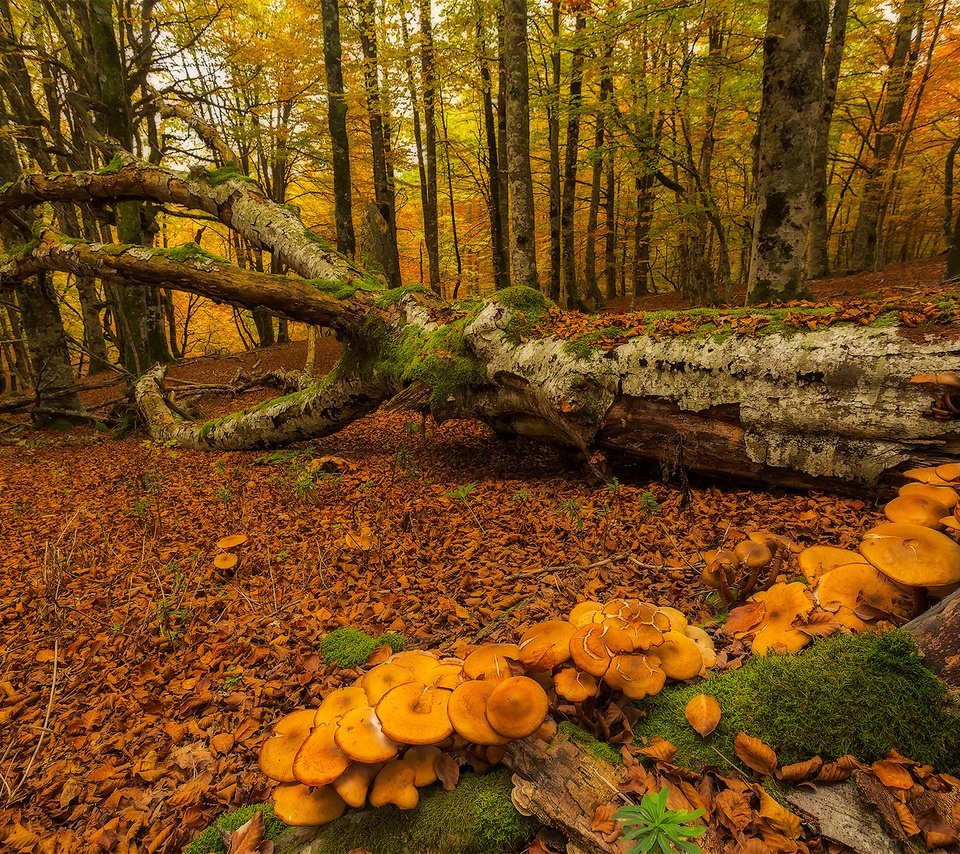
[503,0,539,291]
[358,0,402,289]
[8,160,960,493]
[847,0,925,274]
[632,175,654,298]
[547,0,562,303]
[947,138,960,279]
[478,11,509,292]
[806,0,850,279]
[419,0,442,296]
[584,51,613,308]
[561,14,587,310]
[320,0,356,258]
[400,11,430,278]
[604,148,617,302]
[746,0,828,304]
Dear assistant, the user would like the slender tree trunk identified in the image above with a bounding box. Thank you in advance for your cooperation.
[561,14,587,309]
[478,11,509,291]
[547,0,562,302]
[503,0,539,290]
[806,0,849,279]
[945,138,960,279]
[400,11,430,273]
[320,0,356,258]
[584,51,613,307]
[496,11,510,265]
[438,88,462,296]
[848,0,925,273]
[359,0,402,288]
[746,0,829,304]
[419,0,442,295]
[604,146,617,300]
[632,175,655,298]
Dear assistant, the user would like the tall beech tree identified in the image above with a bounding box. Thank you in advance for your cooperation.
[747,0,829,304]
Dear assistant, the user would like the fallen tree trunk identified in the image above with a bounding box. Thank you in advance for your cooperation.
[3,157,960,491]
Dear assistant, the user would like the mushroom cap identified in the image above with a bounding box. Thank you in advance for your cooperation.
[816,562,920,629]
[748,530,800,553]
[552,667,600,703]
[446,680,510,746]
[213,552,238,571]
[652,631,704,681]
[362,663,420,705]
[734,540,773,569]
[883,494,950,530]
[936,371,960,389]
[369,759,419,810]
[936,463,960,483]
[315,686,370,725]
[569,623,634,677]
[332,761,383,808]
[258,709,316,782]
[462,644,521,681]
[291,720,351,786]
[376,683,454,745]
[798,546,868,585]
[603,653,666,699]
[568,600,605,626]
[272,782,346,826]
[684,626,716,669]
[517,620,577,671]
[388,650,442,683]
[748,582,815,656]
[403,745,443,786]
[429,662,465,690]
[898,481,960,509]
[859,522,960,587]
[485,675,549,739]
[655,606,689,632]
[904,467,954,487]
[217,533,248,550]
[334,706,400,763]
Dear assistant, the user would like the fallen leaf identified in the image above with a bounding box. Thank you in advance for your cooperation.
[757,789,801,839]
[227,810,273,854]
[893,802,921,837]
[872,759,914,790]
[636,737,677,762]
[436,753,459,792]
[779,756,822,782]
[734,732,778,777]
[684,694,721,737]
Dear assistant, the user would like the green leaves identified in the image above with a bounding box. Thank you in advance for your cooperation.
[614,788,706,854]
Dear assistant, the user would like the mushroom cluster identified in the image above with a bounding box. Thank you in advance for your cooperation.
[701,531,799,606]
[726,467,960,655]
[910,372,960,418]
[213,533,247,573]
[259,649,550,827]
[521,598,716,703]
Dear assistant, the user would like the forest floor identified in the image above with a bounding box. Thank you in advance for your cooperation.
[0,258,953,853]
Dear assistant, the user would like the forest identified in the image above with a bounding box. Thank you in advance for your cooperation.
[2,0,960,852]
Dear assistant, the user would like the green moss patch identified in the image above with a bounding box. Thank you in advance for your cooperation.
[318,627,406,669]
[635,631,960,773]
[97,153,124,174]
[183,803,285,854]
[302,769,536,854]
[558,721,622,765]
[153,242,230,264]
[205,164,255,186]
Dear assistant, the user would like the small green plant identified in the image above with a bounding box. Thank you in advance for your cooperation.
[511,488,532,504]
[214,486,234,504]
[559,498,585,533]
[639,490,662,518]
[446,482,484,530]
[614,788,705,854]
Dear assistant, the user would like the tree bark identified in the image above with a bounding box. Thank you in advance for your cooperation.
[561,14,587,310]
[419,0,442,296]
[806,0,850,280]
[358,0,402,289]
[503,0,539,290]
[584,48,613,308]
[547,0,562,303]
[7,160,960,493]
[747,0,829,304]
[400,10,430,286]
[320,0,356,259]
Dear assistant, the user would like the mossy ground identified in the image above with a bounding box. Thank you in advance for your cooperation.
[317,627,406,668]
[183,803,286,854]
[635,631,960,773]
[558,721,622,765]
[302,769,536,854]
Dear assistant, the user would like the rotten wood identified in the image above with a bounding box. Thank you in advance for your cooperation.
[902,587,960,686]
